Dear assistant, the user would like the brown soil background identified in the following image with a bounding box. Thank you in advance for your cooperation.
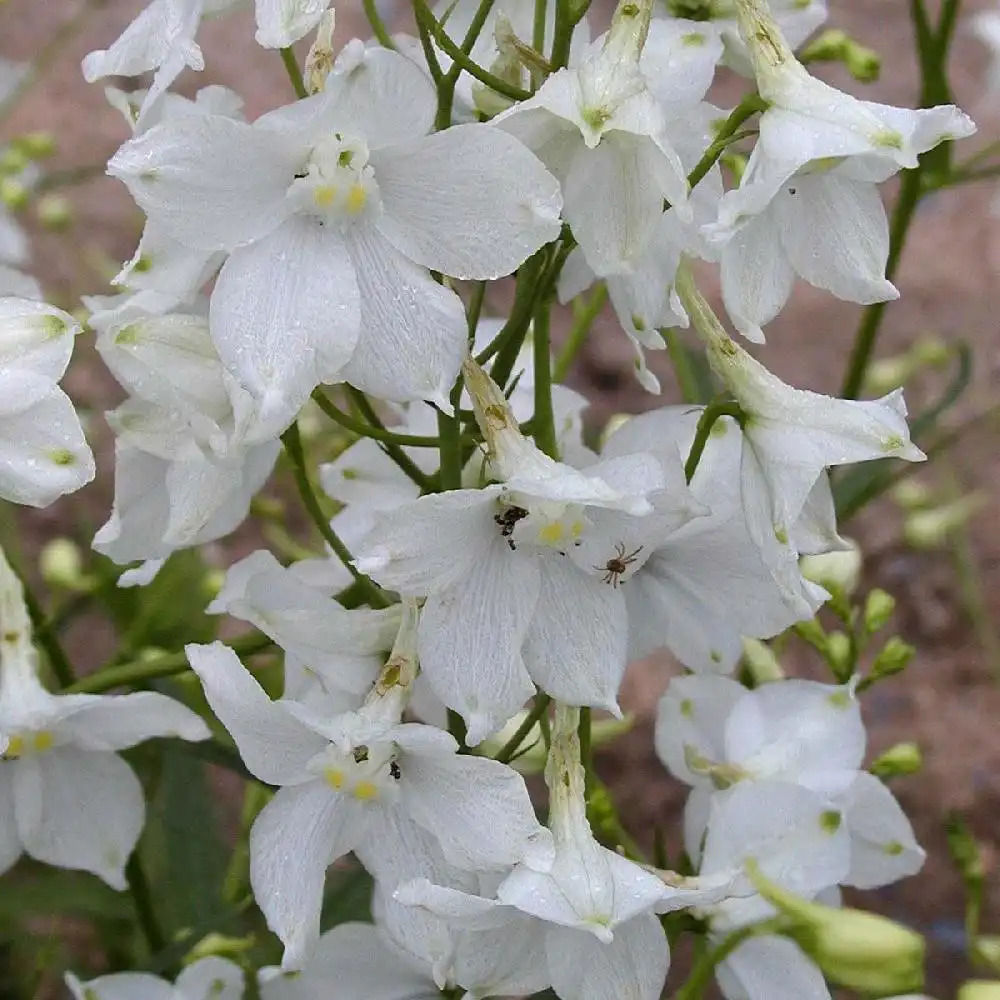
[2,0,1000,996]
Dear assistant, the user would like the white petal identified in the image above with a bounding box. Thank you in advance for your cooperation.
[250,782,365,969]
[840,771,925,889]
[0,297,78,378]
[0,766,22,876]
[372,123,562,280]
[14,750,143,889]
[55,690,209,750]
[258,923,439,1000]
[524,556,626,711]
[774,174,898,305]
[419,546,539,746]
[210,217,360,432]
[717,935,830,1000]
[339,223,466,406]
[108,115,299,252]
[403,752,553,871]
[175,957,245,1000]
[640,19,723,114]
[547,912,669,1000]
[81,0,181,81]
[186,641,328,785]
[65,972,175,1000]
[254,0,328,48]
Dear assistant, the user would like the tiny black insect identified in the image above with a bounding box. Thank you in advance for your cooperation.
[494,505,529,550]
[389,761,402,780]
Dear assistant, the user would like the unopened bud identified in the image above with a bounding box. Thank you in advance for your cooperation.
[973,936,1000,974]
[37,193,73,230]
[793,616,827,651]
[0,176,29,209]
[904,494,987,549]
[38,538,88,591]
[720,150,747,184]
[869,636,916,681]
[825,630,853,677]
[801,543,862,598]
[946,814,985,888]
[799,28,881,83]
[0,145,30,175]
[870,741,922,780]
[13,131,56,159]
[183,931,256,965]
[959,982,1000,1000]
[741,637,784,684]
[911,336,951,369]
[304,10,336,94]
[749,866,925,995]
[864,588,896,633]
[892,478,934,511]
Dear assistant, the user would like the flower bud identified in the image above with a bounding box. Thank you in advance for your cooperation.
[892,478,934,511]
[870,741,923,780]
[0,176,29,210]
[959,982,1000,1000]
[183,931,255,965]
[741,637,784,684]
[748,867,926,995]
[904,494,987,549]
[304,10,336,95]
[799,29,881,83]
[825,630,853,677]
[793,616,827,651]
[38,538,88,592]
[13,130,57,159]
[37,193,73,230]
[864,588,896,633]
[0,145,30,175]
[869,636,916,680]
[801,541,862,598]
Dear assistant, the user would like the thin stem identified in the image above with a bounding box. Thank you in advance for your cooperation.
[466,281,487,339]
[280,47,308,99]
[578,706,593,798]
[437,406,463,490]
[532,301,558,458]
[126,854,166,957]
[533,0,548,52]
[549,0,575,70]
[686,94,766,192]
[684,401,743,483]
[494,694,552,763]
[67,634,272,695]
[363,0,396,48]
[483,248,548,383]
[281,423,389,606]
[312,389,443,448]
[18,575,74,688]
[664,328,701,404]
[554,283,607,381]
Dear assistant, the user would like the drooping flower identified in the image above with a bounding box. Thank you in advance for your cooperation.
[67,957,244,1000]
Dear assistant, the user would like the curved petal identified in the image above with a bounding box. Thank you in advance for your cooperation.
[0,765,22,876]
[250,782,365,970]
[175,957,245,1000]
[254,0,329,48]
[186,642,328,786]
[14,750,143,889]
[717,935,830,1000]
[65,972,175,1000]
[210,217,360,433]
[372,123,562,280]
[339,224,467,407]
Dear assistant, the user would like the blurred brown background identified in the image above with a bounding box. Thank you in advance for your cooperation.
[2,0,1000,995]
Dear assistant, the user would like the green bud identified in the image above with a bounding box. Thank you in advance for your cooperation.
[959,982,1000,1000]
[946,814,985,888]
[864,352,916,395]
[825,630,853,676]
[910,336,951,369]
[891,478,934,511]
[748,866,925,995]
[38,538,89,592]
[864,588,896,633]
[183,931,256,965]
[869,636,916,680]
[793,616,827,651]
[799,29,881,83]
[37,193,73,230]
[973,937,1000,975]
[0,145,30,176]
[800,541,861,598]
[13,130,57,159]
[741,637,784,684]
[870,741,922,780]
[0,176,29,210]
[586,782,617,833]
[720,150,747,184]
[203,568,226,601]
[904,494,987,549]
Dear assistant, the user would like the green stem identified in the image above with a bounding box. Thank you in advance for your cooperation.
[363,0,396,48]
[494,694,552,763]
[17,573,74,688]
[578,706,593,798]
[483,248,548,383]
[532,302,558,459]
[280,47,308,99]
[533,0,548,52]
[466,281,487,339]
[549,0,575,70]
[312,389,443,449]
[554,283,607,381]
[437,403,464,490]
[66,634,272,695]
[126,854,166,958]
[686,94,766,192]
[684,401,743,483]
[281,423,389,606]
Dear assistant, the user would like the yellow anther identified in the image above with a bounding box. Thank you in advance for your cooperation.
[353,781,379,801]
[345,184,367,214]
[538,522,565,545]
[313,185,337,208]
[324,767,345,789]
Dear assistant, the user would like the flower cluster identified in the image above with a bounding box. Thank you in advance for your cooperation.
[0,0,982,996]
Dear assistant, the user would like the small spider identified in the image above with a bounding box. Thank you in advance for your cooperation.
[494,505,529,550]
[595,542,643,588]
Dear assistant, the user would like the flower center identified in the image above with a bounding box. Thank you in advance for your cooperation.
[287,133,381,224]
[315,741,401,802]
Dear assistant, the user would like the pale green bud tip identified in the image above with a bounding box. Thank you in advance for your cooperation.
[824,630,852,673]
[799,29,881,83]
[741,637,784,683]
[183,931,256,965]
[870,741,923,779]
[800,541,862,597]
[870,636,916,679]
[13,131,57,159]
[37,193,73,230]
[39,539,86,590]
[904,494,987,549]
[864,588,896,632]
[0,176,29,209]
[891,478,933,511]
[958,981,1000,1000]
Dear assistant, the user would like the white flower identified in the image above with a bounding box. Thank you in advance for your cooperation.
[91,306,279,570]
[208,549,400,709]
[0,298,95,507]
[109,44,562,428]
[67,957,244,1000]
[494,0,689,277]
[602,406,823,670]
[355,360,699,743]
[187,614,552,968]
[0,546,210,888]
